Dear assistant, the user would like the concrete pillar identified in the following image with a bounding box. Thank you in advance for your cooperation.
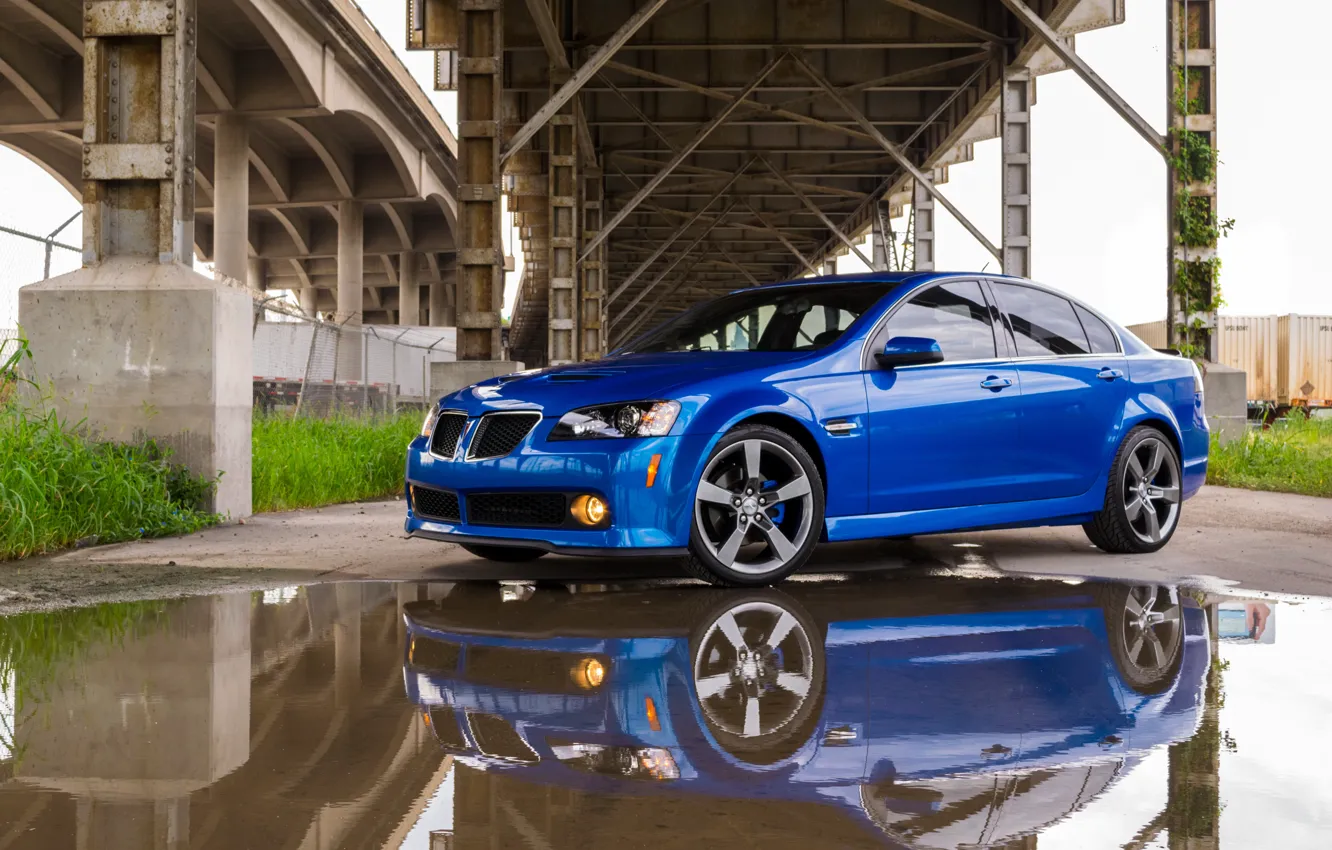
[214,113,250,285]
[398,253,420,325]
[246,257,265,294]
[298,286,317,315]
[871,204,889,271]
[1001,66,1032,279]
[18,0,252,517]
[912,177,935,271]
[821,258,836,276]
[429,280,452,327]
[336,200,364,381]
[456,0,504,360]
[1167,0,1220,360]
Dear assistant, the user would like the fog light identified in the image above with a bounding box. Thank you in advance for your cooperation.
[571,657,606,689]
[570,494,609,526]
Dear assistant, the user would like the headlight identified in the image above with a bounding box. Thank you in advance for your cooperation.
[421,405,440,437]
[550,743,680,781]
[550,400,680,440]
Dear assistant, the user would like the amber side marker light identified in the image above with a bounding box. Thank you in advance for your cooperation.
[645,697,661,732]
[645,453,662,488]
[571,494,609,526]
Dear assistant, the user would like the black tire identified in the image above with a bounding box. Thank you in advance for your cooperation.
[459,543,548,562]
[1098,584,1185,694]
[1083,425,1183,554]
[683,424,825,587]
[686,590,826,765]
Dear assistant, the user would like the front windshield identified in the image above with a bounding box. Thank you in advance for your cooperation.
[620,282,900,354]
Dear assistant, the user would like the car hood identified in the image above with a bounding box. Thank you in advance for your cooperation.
[440,351,809,415]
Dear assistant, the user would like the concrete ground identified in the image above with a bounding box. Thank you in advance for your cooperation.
[11,486,1328,609]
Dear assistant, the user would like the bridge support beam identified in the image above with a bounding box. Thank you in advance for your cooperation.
[336,200,364,380]
[18,0,252,517]
[912,178,935,271]
[429,276,453,327]
[1000,66,1032,278]
[547,65,579,364]
[214,113,250,286]
[398,253,420,325]
[456,0,504,360]
[579,163,606,359]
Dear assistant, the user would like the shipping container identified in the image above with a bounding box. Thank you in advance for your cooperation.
[1127,314,1332,408]
[1216,315,1280,403]
[1281,314,1332,407]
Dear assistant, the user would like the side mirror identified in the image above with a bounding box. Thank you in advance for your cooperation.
[874,336,944,369]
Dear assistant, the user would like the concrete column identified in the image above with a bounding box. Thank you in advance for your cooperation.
[336,200,364,381]
[456,0,504,359]
[246,257,265,294]
[429,280,450,327]
[1001,66,1032,278]
[821,258,836,276]
[214,113,250,285]
[298,286,317,315]
[871,204,889,271]
[398,253,420,325]
[19,0,252,517]
[912,177,935,271]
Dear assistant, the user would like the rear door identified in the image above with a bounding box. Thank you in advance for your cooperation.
[863,279,1025,513]
[987,281,1129,501]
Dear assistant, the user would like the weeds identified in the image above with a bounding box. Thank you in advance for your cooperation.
[251,411,420,512]
[0,406,219,560]
[1207,410,1332,498]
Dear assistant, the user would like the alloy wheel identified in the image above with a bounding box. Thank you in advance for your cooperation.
[1119,585,1183,678]
[692,600,816,741]
[693,438,815,576]
[1121,437,1181,544]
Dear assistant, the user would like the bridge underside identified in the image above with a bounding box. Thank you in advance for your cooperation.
[422,0,1141,365]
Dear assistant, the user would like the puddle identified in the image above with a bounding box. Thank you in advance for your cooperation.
[0,573,1327,848]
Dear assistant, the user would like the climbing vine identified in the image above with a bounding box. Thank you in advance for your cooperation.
[1169,64,1234,360]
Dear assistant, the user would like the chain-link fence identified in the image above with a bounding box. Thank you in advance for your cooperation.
[252,296,456,417]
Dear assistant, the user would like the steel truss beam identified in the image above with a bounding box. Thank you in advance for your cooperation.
[579,55,783,262]
[502,0,673,164]
[760,157,874,269]
[999,0,1167,156]
[612,199,735,326]
[880,0,1009,44]
[744,201,820,275]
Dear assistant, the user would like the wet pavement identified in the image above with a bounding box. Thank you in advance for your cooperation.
[0,568,1327,849]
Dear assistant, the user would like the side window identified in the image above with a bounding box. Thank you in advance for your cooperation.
[992,283,1090,357]
[1074,304,1120,354]
[797,306,859,349]
[884,281,997,362]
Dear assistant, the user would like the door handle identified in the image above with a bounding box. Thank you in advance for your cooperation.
[979,376,1012,390]
[1097,367,1125,381]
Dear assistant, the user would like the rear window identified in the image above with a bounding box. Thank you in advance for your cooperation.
[1074,304,1120,354]
[992,283,1091,357]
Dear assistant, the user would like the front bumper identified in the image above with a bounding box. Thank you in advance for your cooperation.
[404,430,710,552]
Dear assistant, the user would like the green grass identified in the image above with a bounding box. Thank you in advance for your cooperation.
[1207,411,1332,498]
[0,404,220,560]
[251,411,420,512]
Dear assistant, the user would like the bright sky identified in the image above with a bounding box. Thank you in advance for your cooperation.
[2,0,1329,330]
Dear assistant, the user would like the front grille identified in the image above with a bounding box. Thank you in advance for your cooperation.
[468,412,541,460]
[468,492,566,527]
[430,412,467,457]
[413,486,461,522]
[467,712,539,764]
[426,706,468,751]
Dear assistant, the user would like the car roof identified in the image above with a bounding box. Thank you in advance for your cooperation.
[733,270,1026,292]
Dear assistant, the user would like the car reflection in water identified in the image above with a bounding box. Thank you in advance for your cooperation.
[403,576,1208,849]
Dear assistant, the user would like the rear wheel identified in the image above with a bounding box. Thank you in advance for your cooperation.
[459,543,547,562]
[1084,427,1182,554]
[1100,584,1184,693]
[684,425,824,587]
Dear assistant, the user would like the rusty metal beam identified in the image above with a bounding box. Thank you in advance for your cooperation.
[880,0,1008,43]
[760,157,874,269]
[744,201,820,276]
[579,55,782,263]
[612,200,734,326]
[999,0,1167,156]
[502,0,673,165]
[791,55,1000,261]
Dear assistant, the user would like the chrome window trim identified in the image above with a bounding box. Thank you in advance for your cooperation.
[860,274,1126,370]
[426,409,471,462]
[464,410,543,462]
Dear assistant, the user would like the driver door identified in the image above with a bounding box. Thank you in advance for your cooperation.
[863,280,1026,514]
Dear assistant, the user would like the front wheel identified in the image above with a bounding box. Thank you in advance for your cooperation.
[683,425,824,587]
[1084,426,1183,554]
[459,543,548,562]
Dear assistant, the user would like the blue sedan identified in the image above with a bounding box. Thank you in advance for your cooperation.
[405,272,1209,586]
